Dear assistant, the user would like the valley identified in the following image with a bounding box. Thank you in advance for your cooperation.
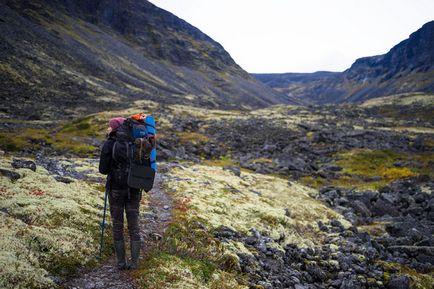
[1,93,433,288]
[1,0,433,288]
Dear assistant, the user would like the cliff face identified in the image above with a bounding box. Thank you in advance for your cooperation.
[255,21,434,104]
[0,0,296,119]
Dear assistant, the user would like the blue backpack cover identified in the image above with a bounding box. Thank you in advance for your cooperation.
[131,115,157,172]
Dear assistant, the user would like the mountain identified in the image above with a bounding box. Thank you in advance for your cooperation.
[254,20,434,104]
[0,0,296,119]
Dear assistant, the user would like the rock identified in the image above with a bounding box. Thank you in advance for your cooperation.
[48,275,63,285]
[307,265,326,281]
[387,275,410,289]
[329,244,339,253]
[294,284,307,289]
[54,175,74,183]
[223,166,241,177]
[0,207,9,214]
[340,278,360,289]
[347,190,379,207]
[250,190,262,196]
[412,135,425,150]
[0,168,21,181]
[413,192,428,203]
[350,200,371,218]
[371,198,399,217]
[318,221,328,232]
[321,164,342,172]
[163,205,170,210]
[330,219,345,231]
[214,226,239,239]
[284,208,291,217]
[11,158,36,171]
[284,157,308,172]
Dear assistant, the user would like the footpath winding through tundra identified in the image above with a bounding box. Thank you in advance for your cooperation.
[63,167,172,289]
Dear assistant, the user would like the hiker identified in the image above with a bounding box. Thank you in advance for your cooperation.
[98,116,142,270]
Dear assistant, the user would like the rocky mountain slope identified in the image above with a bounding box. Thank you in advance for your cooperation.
[0,0,296,120]
[254,21,434,104]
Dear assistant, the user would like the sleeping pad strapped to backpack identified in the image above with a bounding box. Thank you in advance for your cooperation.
[111,116,156,192]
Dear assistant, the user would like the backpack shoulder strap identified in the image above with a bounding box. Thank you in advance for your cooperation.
[112,141,118,163]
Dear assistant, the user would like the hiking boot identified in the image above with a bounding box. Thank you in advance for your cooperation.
[114,240,127,270]
[128,240,141,270]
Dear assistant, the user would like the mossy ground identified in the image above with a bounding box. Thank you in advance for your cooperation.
[0,156,112,289]
[166,164,349,247]
[136,214,246,289]
[378,261,434,289]
[136,163,350,288]
[302,149,434,190]
[0,118,103,156]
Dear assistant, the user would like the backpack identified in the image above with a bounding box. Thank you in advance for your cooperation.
[112,116,157,192]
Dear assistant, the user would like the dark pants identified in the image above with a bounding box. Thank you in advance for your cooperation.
[108,188,142,242]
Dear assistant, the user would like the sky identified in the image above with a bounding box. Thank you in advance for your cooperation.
[148,0,434,73]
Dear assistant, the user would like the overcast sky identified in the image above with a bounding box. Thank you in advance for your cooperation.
[149,0,434,73]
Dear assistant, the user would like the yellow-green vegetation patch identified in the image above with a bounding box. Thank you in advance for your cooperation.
[136,214,246,289]
[0,122,98,156]
[137,163,348,289]
[136,251,245,289]
[177,131,210,145]
[301,149,433,190]
[360,93,434,108]
[0,157,110,289]
[58,115,105,138]
[378,261,434,289]
[168,104,247,121]
[249,157,273,164]
[202,154,236,168]
[0,128,53,152]
[166,164,349,249]
[332,149,433,189]
[357,222,388,237]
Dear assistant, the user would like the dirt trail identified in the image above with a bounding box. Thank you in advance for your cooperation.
[64,167,172,289]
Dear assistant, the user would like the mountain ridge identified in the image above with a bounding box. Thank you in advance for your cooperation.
[254,20,434,104]
[1,0,297,120]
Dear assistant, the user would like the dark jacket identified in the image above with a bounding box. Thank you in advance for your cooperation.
[99,131,129,190]
[99,133,115,175]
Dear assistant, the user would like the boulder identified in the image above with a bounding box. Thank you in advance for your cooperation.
[387,275,409,289]
[223,166,241,177]
[11,158,36,171]
[0,168,21,181]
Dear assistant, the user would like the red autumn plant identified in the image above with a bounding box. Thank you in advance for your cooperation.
[0,186,7,195]
[30,189,46,196]
[175,196,192,213]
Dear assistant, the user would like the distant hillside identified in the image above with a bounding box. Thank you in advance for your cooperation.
[254,21,434,104]
[0,0,296,119]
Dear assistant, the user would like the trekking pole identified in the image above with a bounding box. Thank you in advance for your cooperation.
[98,188,109,260]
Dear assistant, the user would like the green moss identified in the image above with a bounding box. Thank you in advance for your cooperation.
[136,251,244,289]
[306,131,315,141]
[51,134,96,156]
[0,156,112,288]
[0,115,104,156]
[166,164,349,248]
[0,128,53,152]
[202,155,239,169]
[302,149,433,190]
[59,116,105,138]
[378,261,434,289]
[136,213,246,289]
[177,131,210,145]
[336,149,404,176]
